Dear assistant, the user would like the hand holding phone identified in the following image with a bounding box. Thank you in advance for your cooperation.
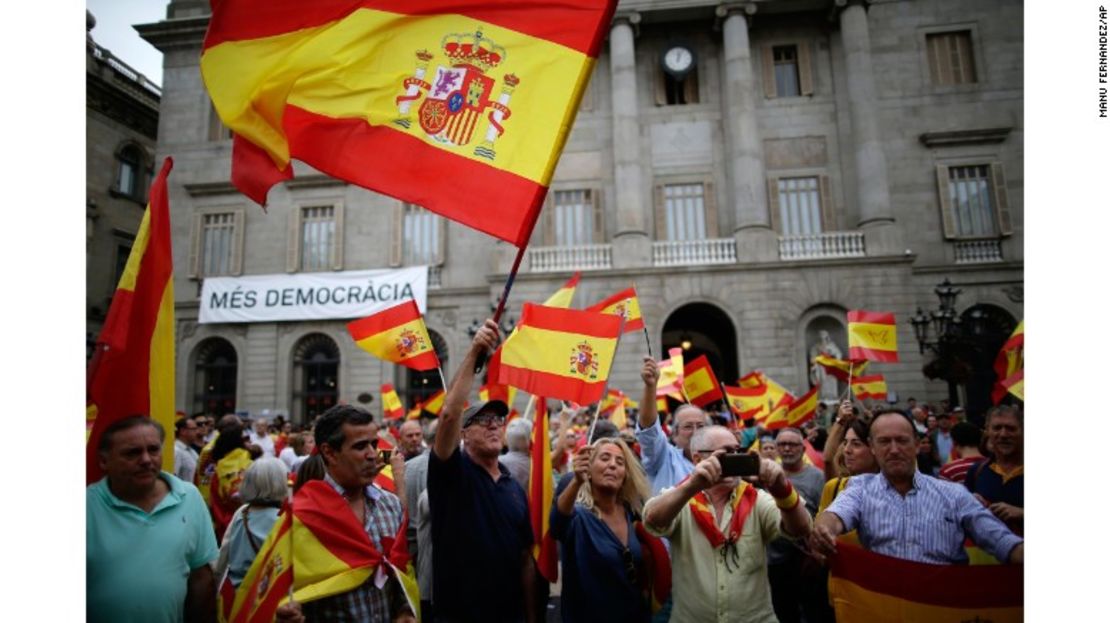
[718,453,761,478]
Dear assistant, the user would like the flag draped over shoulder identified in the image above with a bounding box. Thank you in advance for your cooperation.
[87,158,176,483]
[348,300,439,371]
[381,383,404,420]
[847,310,899,362]
[201,1,618,247]
[828,541,1022,623]
[991,320,1024,404]
[586,286,644,332]
[528,400,558,582]
[851,375,888,401]
[230,481,418,623]
[683,355,723,408]
[497,303,621,404]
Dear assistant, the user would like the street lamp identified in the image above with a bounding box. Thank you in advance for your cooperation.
[911,278,986,409]
[467,300,516,338]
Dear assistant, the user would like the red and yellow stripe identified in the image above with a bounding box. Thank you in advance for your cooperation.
[683,355,723,408]
[851,374,888,401]
[847,310,899,363]
[528,400,558,582]
[347,300,440,371]
[498,303,621,405]
[86,158,176,481]
[991,320,1024,404]
[586,286,645,333]
[814,354,868,382]
[829,541,1022,623]
[656,347,685,400]
[201,1,618,246]
[786,387,819,427]
[544,272,581,308]
[381,383,404,420]
[422,389,446,416]
[724,385,768,420]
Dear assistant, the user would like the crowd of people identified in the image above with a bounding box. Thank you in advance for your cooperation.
[87,319,1024,622]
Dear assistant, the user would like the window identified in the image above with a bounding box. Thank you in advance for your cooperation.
[654,182,719,241]
[926,31,977,86]
[189,210,244,278]
[767,175,833,235]
[115,144,144,198]
[935,164,1013,239]
[402,204,442,265]
[288,203,344,272]
[292,334,340,424]
[655,63,699,106]
[193,338,237,416]
[762,42,814,98]
[544,189,600,246]
[207,101,232,141]
[113,238,134,288]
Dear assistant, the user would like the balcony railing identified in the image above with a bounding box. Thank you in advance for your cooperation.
[954,239,1003,264]
[528,244,612,272]
[652,239,737,267]
[778,232,866,261]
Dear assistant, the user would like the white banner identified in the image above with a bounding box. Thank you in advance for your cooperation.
[198,266,428,324]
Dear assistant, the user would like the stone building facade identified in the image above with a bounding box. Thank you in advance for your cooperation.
[86,10,161,357]
[139,0,1023,423]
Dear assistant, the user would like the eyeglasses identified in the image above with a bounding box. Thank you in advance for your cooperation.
[621,546,637,585]
[695,444,741,454]
[467,414,506,428]
[678,422,707,432]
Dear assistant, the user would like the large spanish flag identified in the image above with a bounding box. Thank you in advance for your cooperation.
[528,399,558,582]
[683,355,723,408]
[991,320,1024,404]
[656,347,685,400]
[814,354,868,383]
[348,300,439,371]
[828,541,1022,623]
[850,375,888,401]
[724,385,768,420]
[86,158,176,483]
[497,303,621,405]
[381,383,404,420]
[586,286,645,333]
[847,310,899,363]
[201,1,617,247]
[230,481,418,623]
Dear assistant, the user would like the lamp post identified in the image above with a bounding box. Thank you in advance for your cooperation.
[467,300,516,339]
[910,278,986,409]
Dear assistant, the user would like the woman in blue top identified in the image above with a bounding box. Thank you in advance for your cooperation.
[214,457,288,588]
[552,438,659,623]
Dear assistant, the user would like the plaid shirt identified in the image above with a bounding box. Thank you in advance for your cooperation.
[302,472,406,623]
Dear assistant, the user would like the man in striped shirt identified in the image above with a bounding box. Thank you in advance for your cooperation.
[807,410,1023,565]
[938,422,985,484]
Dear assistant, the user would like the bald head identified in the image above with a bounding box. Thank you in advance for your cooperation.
[398,420,424,458]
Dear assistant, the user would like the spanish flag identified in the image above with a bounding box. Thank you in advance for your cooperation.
[656,396,670,415]
[528,399,559,582]
[763,393,794,430]
[586,286,645,333]
[851,375,888,401]
[683,355,723,408]
[229,482,419,623]
[479,382,517,408]
[544,272,581,308]
[1000,369,1024,402]
[786,386,819,427]
[498,303,622,405]
[381,383,404,420]
[374,464,397,493]
[656,347,685,400]
[828,541,1022,623]
[87,158,176,483]
[814,354,868,382]
[991,320,1023,404]
[724,385,768,420]
[348,300,439,371]
[202,1,618,247]
[847,310,899,363]
[421,389,446,417]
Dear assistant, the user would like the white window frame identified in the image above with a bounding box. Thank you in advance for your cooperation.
[189,207,245,278]
[287,202,345,272]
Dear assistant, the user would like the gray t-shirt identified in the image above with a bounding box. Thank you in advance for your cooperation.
[767,464,825,564]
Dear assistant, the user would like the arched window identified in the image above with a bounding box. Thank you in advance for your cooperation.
[292,333,340,424]
[193,338,238,416]
[115,144,144,199]
[404,329,449,407]
[661,302,737,412]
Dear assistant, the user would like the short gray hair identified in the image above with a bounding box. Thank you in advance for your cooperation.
[239,458,288,504]
[690,425,734,458]
[506,418,532,452]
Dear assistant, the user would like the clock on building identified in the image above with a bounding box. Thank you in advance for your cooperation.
[661,44,696,78]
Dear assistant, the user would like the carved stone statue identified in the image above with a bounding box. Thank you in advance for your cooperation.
[809,330,844,402]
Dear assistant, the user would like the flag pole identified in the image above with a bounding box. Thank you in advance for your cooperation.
[474,244,528,373]
[846,360,855,401]
[631,282,653,359]
[436,366,448,393]
[521,395,538,422]
[587,312,626,443]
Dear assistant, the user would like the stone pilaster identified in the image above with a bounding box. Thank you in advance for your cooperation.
[609,13,651,268]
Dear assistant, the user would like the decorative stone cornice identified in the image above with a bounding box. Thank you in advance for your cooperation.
[136,16,209,52]
[183,181,239,197]
[715,2,757,30]
[612,11,642,37]
[918,127,1012,147]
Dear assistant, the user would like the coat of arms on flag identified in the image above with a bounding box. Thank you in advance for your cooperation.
[395,328,428,357]
[569,341,600,380]
[395,31,519,159]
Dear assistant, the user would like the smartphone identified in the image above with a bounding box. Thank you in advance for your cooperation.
[719,453,761,477]
[379,449,393,462]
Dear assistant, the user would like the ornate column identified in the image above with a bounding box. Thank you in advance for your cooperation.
[836,0,901,254]
[717,2,778,261]
[609,12,651,268]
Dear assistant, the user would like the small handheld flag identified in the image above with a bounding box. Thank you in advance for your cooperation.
[847,310,899,362]
[347,300,439,371]
[683,355,724,408]
[850,375,889,401]
[381,384,404,421]
[586,286,645,333]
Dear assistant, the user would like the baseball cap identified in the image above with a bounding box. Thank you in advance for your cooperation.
[462,400,509,427]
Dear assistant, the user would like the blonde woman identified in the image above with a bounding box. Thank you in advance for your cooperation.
[552,438,669,623]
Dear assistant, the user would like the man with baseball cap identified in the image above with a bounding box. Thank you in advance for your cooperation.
[427,319,536,623]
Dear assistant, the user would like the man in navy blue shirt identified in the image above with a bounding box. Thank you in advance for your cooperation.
[428,319,536,623]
